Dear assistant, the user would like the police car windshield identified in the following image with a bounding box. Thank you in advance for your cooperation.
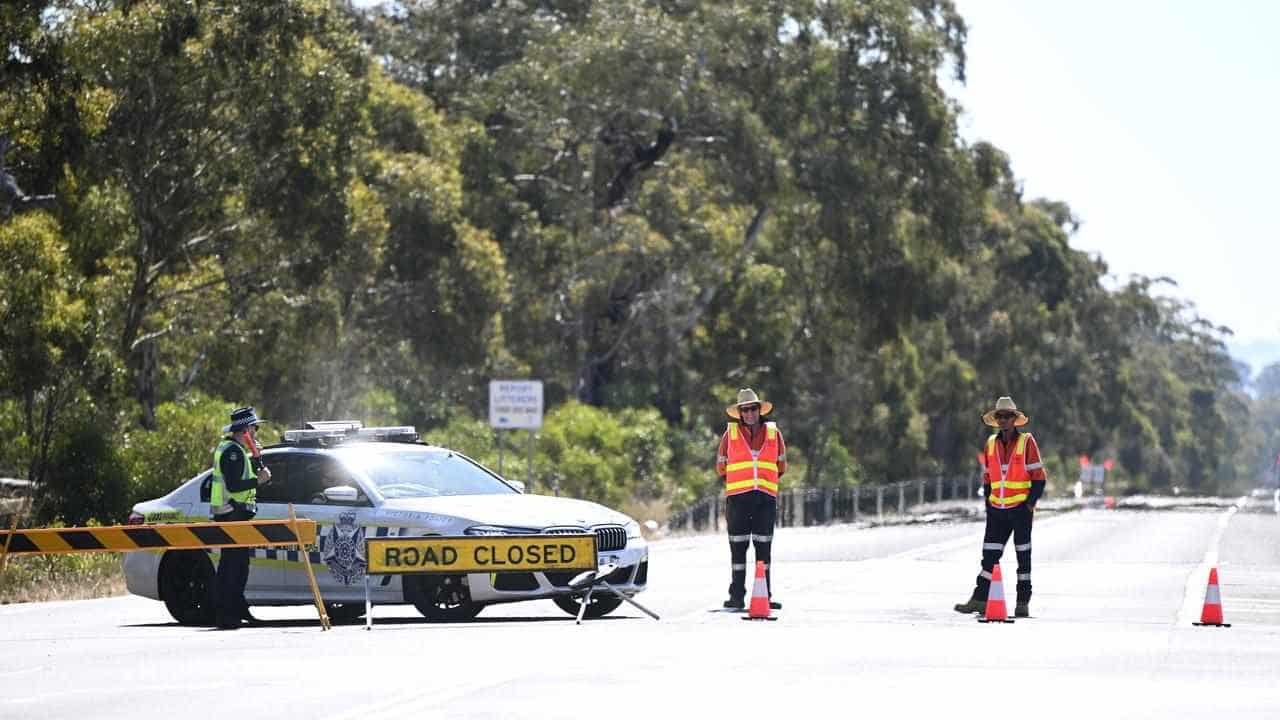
[332,447,515,498]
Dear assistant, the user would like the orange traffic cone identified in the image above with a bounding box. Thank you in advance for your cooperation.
[742,560,777,621]
[978,563,1014,623]
[1193,567,1231,627]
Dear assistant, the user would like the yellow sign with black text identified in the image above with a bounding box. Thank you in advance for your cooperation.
[367,535,597,575]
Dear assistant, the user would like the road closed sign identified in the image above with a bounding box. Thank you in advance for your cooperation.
[489,379,543,429]
[367,534,597,575]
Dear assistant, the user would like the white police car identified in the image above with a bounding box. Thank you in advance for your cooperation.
[122,423,649,623]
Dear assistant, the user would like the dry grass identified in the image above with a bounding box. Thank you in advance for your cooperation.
[621,497,671,540]
[0,553,127,605]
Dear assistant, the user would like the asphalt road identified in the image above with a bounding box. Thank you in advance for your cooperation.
[3,496,1280,720]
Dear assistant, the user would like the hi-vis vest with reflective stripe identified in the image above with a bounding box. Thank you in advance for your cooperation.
[724,421,780,497]
[210,438,257,516]
[984,432,1032,509]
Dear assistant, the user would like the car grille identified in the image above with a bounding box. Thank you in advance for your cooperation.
[592,525,627,552]
[541,525,628,552]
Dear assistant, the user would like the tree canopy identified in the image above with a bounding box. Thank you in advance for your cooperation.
[1,0,1271,525]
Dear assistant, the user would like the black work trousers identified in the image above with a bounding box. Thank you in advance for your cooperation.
[213,507,254,627]
[970,502,1034,603]
[725,490,777,601]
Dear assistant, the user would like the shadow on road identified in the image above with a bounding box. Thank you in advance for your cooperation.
[122,614,631,630]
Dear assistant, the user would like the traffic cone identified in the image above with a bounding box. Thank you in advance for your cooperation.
[742,560,777,621]
[1193,567,1231,627]
[978,563,1014,623]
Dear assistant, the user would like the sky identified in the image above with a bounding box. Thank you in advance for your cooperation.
[946,0,1280,378]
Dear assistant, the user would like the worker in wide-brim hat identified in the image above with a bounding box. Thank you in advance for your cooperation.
[954,396,1046,618]
[716,388,786,611]
[210,406,271,629]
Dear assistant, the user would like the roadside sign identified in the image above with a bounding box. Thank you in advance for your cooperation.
[366,534,596,575]
[489,380,544,429]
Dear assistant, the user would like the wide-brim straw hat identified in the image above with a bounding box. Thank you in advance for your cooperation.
[982,396,1028,427]
[726,388,773,419]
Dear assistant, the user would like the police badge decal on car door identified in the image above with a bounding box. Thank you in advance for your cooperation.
[321,511,367,585]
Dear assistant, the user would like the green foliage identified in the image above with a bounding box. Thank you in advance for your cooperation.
[37,416,129,526]
[0,0,1268,535]
[119,392,237,505]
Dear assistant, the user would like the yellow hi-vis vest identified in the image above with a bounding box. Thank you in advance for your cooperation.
[724,421,780,497]
[984,432,1032,509]
[210,438,257,516]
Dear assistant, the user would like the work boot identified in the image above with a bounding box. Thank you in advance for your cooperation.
[953,595,986,614]
[723,597,745,610]
[1015,583,1031,618]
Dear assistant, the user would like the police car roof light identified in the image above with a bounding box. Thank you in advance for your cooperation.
[281,428,351,446]
[281,424,420,446]
[355,426,420,443]
[304,420,362,431]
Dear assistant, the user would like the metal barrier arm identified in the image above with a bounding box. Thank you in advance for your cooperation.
[0,518,318,556]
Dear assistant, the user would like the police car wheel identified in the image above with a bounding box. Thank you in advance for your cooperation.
[552,593,624,619]
[406,574,484,622]
[159,550,216,626]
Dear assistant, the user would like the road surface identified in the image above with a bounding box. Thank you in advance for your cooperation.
[3,497,1279,719]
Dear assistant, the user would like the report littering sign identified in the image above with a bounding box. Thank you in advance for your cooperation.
[489,380,544,429]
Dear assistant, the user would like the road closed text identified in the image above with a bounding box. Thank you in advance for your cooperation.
[367,535,597,574]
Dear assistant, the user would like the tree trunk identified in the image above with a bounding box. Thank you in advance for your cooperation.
[121,230,157,429]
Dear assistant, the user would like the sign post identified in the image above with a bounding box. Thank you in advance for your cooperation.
[489,380,544,490]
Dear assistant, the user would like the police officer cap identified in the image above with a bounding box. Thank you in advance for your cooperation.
[223,406,262,433]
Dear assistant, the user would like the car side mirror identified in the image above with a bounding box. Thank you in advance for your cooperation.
[322,485,360,504]
[506,479,526,494]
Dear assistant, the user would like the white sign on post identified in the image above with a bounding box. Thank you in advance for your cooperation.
[489,380,544,429]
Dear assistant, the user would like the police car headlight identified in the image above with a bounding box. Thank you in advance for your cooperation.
[465,525,535,536]
[624,519,642,539]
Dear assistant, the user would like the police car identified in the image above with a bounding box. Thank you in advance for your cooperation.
[122,422,649,623]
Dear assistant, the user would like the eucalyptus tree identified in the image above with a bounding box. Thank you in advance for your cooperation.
[61,0,371,427]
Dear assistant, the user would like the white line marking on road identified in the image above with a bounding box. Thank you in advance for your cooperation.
[1176,497,1244,627]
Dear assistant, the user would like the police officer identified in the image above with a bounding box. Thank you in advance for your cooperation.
[954,396,1046,618]
[211,406,271,629]
[716,388,786,610]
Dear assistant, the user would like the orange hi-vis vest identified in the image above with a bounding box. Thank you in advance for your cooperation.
[725,421,780,497]
[985,432,1032,509]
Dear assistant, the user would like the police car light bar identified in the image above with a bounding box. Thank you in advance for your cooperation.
[304,420,364,432]
[281,423,420,446]
[281,428,351,445]
[355,426,420,443]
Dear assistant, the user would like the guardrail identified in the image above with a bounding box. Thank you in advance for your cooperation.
[666,473,983,533]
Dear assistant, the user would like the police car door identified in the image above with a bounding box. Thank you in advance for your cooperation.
[274,456,376,600]
[222,452,309,593]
